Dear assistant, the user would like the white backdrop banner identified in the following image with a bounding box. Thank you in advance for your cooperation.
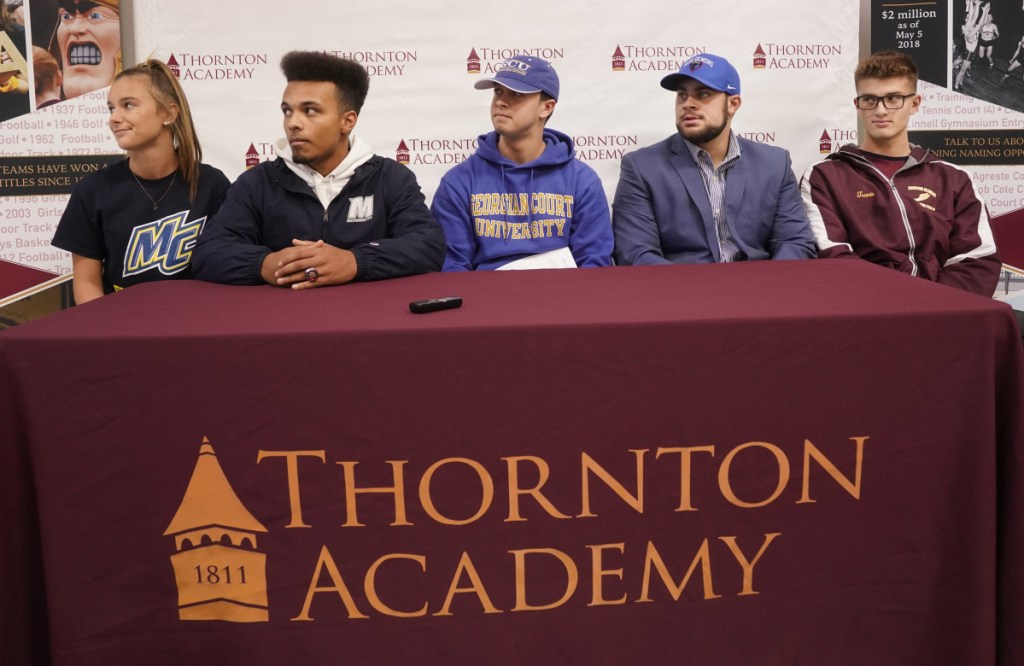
[2,0,859,278]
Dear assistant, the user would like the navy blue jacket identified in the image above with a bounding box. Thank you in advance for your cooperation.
[193,156,445,284]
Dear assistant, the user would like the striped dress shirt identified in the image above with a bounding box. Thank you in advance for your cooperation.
[684,133,743,262]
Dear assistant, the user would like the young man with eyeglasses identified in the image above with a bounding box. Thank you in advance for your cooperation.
[612,53,815,265]
[801,51,1000,296]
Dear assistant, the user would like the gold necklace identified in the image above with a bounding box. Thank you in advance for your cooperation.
[132,169,177,210]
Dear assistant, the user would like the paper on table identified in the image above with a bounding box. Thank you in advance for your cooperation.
[494,247,578,271]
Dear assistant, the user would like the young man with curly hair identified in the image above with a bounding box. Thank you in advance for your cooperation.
[194,51,445,288]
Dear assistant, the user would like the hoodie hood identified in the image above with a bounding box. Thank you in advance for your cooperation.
[429,127,611,271]
[273,135,376,209]
[475,128,576,169]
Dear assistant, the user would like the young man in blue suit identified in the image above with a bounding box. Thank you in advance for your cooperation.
[612,53,815,265]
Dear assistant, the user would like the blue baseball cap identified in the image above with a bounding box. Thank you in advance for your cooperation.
[660,53,741,95]
[474,55,560,100]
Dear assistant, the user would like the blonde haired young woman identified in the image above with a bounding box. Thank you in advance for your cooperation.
[52,59,230,304]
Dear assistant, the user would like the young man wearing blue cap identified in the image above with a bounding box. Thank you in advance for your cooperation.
[430,55,613,270]
[612,53,815,265]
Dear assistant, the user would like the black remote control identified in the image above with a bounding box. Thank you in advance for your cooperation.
[409,296,463,314]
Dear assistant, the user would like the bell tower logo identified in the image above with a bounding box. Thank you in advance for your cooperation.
[819,129,833,154]
[753,44,767,69]
[164,438,269,622]
[244,143,260,170]
[167,54,181,78]
[611,46,625,71]
[467,48,481,74]
[396,139,410,165]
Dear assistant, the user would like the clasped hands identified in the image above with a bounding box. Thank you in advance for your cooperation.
[261,239,357,290]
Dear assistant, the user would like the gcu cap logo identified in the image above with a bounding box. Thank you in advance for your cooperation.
[497,58,531,76]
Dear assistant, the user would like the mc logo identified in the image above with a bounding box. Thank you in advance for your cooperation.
[123,212,205,277]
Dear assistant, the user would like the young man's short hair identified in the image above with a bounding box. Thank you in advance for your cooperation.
[854,51,919,86]
[280,51,370,114]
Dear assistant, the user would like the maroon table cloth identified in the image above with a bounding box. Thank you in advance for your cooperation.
[2,260,1022,665]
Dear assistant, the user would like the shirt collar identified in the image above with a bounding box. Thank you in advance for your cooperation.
[683,131,742,167]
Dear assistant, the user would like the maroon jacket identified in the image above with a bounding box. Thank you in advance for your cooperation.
[800,144,1000,296]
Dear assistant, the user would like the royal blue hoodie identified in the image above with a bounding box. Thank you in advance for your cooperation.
[431,129,613,270]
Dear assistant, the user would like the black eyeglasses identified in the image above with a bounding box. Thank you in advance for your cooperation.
[854,93,917,110]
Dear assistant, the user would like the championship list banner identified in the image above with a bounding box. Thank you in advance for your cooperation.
[0,0,125,283]
[0,90,121,276]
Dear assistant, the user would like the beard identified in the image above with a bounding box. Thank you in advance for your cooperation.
[677,114,729,146]
[676,96,731,146]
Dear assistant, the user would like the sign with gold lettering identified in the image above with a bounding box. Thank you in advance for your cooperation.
[158,435,865,625]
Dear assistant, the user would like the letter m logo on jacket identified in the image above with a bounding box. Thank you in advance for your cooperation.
[123,212,205,277]
[347,195,374,223]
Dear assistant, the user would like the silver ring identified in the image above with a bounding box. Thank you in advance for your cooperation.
[305,266,319,283]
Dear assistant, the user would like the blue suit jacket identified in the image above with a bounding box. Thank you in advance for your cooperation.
[612,133,815,265]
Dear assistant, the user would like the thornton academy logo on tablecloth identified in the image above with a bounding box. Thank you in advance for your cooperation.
[165,439,269,622]
[158,435,871,625]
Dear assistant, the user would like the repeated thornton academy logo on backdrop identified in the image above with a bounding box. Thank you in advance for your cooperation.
[736,130,779,145]
[466,47,565,74]
[818,128,858,154]
[320,49,418,77]
[241,141,277,170]
[819,130,832,154]
[397,137,479,166]
[245,144,260,170]
[751,43,842,70]
[573,134,639,163]
[166,52,269,81]
[610,44,706,73]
